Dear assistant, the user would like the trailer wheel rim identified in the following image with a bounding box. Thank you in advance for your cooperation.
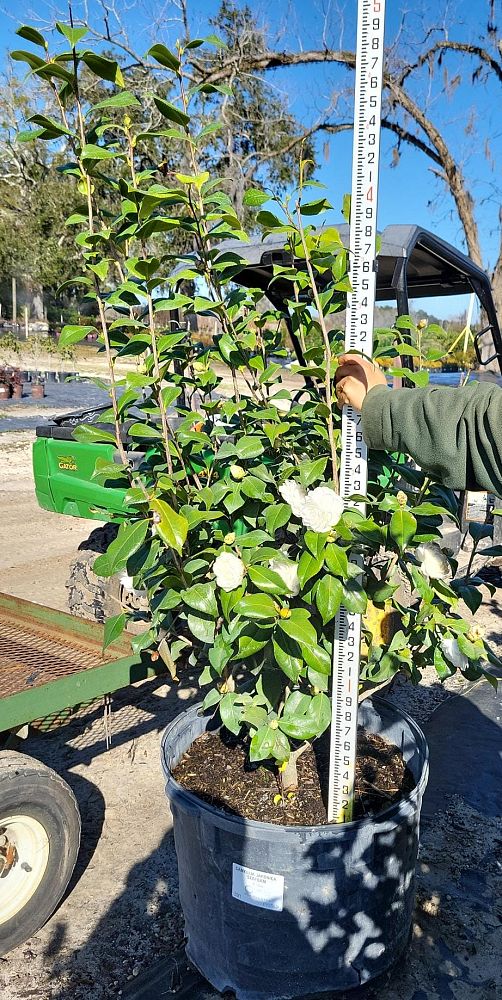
[0,814,50,924]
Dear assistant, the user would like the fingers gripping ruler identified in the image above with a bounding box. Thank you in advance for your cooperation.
[327,0,386,824]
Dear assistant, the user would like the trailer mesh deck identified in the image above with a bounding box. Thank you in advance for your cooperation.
[0,593,160,733]
[0,593,130,700]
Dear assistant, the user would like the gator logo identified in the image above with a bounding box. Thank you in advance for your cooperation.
[58,455,77,471]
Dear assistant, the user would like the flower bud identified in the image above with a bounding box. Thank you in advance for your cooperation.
[279,607,291,619]
[396,490,407,508]
[230,464,246,480]
[417,318,427,329]
[224,532,236,545]
[269,719,279,730]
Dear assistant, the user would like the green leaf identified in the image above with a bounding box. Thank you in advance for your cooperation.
[81,51,124,86]
[81,143,122,161]
[272,635,303,683]
[235,436,264,459]
[298,457,328,488]
[55,22,88,46]
[187,612,215,644]
[147,44,181,72]
[325,543,348,577]
[91,90,141,111]
[279,692,331,740]
[16,25,47,48]
[128,423,163,439]
[181,583,218,617]
[72,423,117,445]
[480,545,502,556]
[407,370,430,388]
[153,96,190,127]
[103,612,126,653]
[434,646,455,680]
[342,580,367,615]
[248,566,289,596]
[468,522,493,542]
[256,210,285,229]
[59,325,97,347]
[457,633,484,661]
[250,726,288,763]
[11,50,46,70]
[242,705,269,730]
[234,594,277,620]
[298,550,323,588]
[219,693,242,735]
[316,575,343,624]
[278,618,331,674]
[150,498,188,554]
[264,503,290,536]
[389,509,417,552]
[242,187,269,207]
[93,520,148,577]
[409,564,434,603]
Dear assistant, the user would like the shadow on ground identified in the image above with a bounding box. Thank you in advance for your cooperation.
[2,680,500,1000]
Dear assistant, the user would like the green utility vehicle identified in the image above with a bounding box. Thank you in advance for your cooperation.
[32,225,502,620]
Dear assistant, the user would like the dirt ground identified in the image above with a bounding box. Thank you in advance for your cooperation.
[0,413,501,1000]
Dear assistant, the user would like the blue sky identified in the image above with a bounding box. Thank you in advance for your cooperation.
[1,0,500,319]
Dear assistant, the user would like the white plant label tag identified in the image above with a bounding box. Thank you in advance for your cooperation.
[232,863,284,911]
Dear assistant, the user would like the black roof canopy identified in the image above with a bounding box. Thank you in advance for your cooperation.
[217,224,491,303]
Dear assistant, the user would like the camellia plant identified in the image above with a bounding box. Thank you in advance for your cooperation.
[17,23,500,788]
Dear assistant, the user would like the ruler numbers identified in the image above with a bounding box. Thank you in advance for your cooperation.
[327,0,386,824]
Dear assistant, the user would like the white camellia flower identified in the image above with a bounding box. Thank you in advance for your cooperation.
[301,486,345,533]
[269,558,300,596]
[415,542,450,580]
[213,552,246,592]
[441,637,468,671]
[279,479,307,517]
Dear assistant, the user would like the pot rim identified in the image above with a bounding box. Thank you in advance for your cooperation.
[162,696,430,835]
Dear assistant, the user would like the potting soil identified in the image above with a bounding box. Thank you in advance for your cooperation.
[173,727,415,824]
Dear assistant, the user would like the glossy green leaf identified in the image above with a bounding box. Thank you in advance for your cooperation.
[81,51,124,86]
[248,565,289,596]
[59,325,97,347]
[93,520,148,577]
[187,612,215,644]
[153,96,190,127]
[16,25,47,48]
[389,509,417,552]
[72,423,117,445]
[316,575,343,624]
[234,594,277,620]
[264,503,290,536]
[55,22,88,46]
[272,635,303,683]
[150,498,188,554]
[325,543,348,577]
[219,693,243,735]
[181,583,218,617]
[103,612,126,653]
[147,44,181,71]
[91,90,141,111]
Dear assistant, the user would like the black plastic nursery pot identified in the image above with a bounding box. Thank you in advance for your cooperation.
[161,698,429,1000]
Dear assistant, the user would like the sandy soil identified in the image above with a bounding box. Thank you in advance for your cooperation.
[0,411,500,1000]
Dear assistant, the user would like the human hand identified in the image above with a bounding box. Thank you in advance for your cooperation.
[334,355,388,411]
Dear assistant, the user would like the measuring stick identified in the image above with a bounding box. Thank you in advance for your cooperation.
[327,0,386,824]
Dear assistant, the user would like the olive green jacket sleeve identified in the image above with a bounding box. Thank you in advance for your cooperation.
[361,382,502,495]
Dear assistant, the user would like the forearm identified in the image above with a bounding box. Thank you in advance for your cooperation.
[361,383,502,494]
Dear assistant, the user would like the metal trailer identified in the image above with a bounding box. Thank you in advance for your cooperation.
[0,592,162,955]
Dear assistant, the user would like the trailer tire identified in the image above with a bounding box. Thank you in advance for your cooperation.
[0,751,81,956]
[66,525,149,624]
[66,524,121,622]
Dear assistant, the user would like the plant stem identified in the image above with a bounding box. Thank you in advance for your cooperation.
[293,204,339,490]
